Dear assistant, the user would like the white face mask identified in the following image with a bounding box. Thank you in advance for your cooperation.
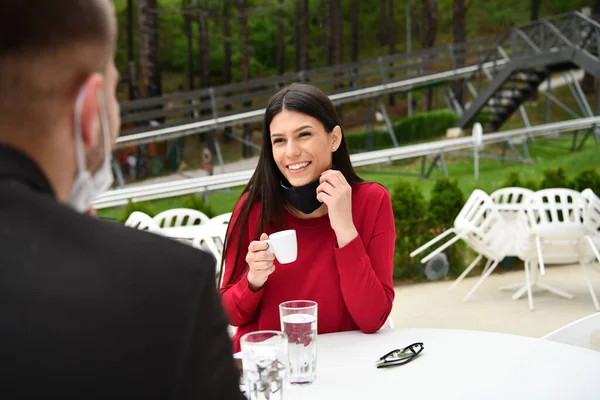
[67,86,114,213]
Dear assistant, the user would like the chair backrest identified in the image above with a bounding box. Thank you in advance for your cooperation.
[454,190,511,258]
[124,211,159,232]
[191,232,223,283]
[490,187,533,206]
[542,313,600,351]
[207,212,233,244]
[582,188,600,236]
[526,189,589,239]
[153,208,210,228]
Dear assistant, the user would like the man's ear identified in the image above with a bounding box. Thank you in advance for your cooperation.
[79,73,104,150]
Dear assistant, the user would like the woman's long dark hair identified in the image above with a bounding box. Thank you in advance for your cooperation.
[221,83,363,286]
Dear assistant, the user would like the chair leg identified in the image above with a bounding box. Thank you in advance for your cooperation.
[580,261,600,311]
[535,236,546,276]
[500,282,525,291]
[410,228,455,257]
[524,261,534,311]
[512,284,528,300]
[448,254,484,292]
[421,231,469,264]
[481,259,493,274]
[584,236,600,265]
[462,259,501,302]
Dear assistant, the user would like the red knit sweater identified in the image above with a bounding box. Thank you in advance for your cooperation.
[220,182,396,352]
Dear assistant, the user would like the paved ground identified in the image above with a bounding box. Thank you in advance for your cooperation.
[390,263,600,339]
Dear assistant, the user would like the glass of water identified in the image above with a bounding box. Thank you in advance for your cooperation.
[279,300,318,385]
[241,331,288,400]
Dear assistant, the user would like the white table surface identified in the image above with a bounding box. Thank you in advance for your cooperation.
[280,328,600,400]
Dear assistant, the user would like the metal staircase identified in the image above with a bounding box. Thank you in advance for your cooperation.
[458,11,600,130]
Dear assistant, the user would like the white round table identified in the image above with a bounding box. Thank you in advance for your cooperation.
[283,328,600,399]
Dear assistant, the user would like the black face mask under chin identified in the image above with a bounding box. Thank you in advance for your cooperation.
[281,178,323,215]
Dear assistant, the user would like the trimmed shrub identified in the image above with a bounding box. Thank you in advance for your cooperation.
[346,110,459,153]
[181,194,216,218]
[392,110,459,143]
[540,167,572,189]
[500,171,522,188]
[501,171,538,191]
[391,179,431,281]
[426,178,465,277]
[120,199,155,223]
[572,168,600,195]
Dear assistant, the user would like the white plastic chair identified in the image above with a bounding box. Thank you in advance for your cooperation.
[153,208,210,228]
[411,189,513,302]
[207,212,233,245]
[124,211,160,233]
[490,187,533,208]
[515,189,600,310]
[191,231,223,283]
[542,313,600,351]
[490,187,533,257]
[582,188,600,261]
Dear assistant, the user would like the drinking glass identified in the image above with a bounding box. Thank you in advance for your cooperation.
[279,300,318,385]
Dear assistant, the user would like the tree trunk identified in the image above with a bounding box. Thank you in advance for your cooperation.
[302,0,310,70]
[320,0,330,67]
[530,0,541,22]
[452,0,466,107]
[529,0,541,100]
[333,0,343,66]
[582,0,600,95]
[184,14,194,91]
[380,0,388,46]
[240,0,253,158]
[295,0,309,72]
[422,0,438,111]
[351,0,359,63]
[137,0,161,98]
[136,0,160,180]
[295,0,302,71]
[330,0,344,119]
[277,0,285,75]
[197,12,210,89]
[127,0,138,100]
[388,0,395,105]
[223,0,233,142]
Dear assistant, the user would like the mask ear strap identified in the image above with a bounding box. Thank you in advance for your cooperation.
[73,86,88,172]
[96,90,111,158]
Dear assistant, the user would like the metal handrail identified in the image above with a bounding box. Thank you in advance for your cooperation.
[94,116,600,209]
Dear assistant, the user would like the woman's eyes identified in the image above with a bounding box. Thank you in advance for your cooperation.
[272,132,311,144]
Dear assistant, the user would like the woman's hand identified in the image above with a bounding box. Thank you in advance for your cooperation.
[246,233,276,291]
[316,170,358,247]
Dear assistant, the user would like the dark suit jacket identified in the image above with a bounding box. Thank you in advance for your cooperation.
[0,145,242,399]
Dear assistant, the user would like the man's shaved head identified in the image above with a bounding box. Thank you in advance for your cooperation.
[0,0,117,133]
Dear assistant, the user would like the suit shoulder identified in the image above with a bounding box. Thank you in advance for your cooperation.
[92,219,216,277]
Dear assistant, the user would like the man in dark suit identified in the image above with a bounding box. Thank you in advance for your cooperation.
[0,1,242,398]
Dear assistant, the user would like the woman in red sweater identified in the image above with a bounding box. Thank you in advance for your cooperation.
[220,83,395,352]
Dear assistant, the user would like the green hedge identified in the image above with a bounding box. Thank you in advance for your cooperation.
[346,110,459,153]
[391,177,465,282]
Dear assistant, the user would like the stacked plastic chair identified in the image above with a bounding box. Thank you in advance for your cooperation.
[410,189,513,302]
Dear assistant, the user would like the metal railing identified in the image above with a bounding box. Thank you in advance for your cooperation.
[94,116,600,209]
[116,36,503,147]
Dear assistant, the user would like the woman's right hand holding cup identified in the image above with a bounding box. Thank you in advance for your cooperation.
[246,233,275,291]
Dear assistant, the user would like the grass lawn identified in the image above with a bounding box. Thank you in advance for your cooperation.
[98,134,599,222]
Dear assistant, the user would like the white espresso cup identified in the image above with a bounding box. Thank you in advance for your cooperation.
[264,229,297,264]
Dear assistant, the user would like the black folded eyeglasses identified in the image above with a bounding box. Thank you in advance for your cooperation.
[376,342,424,368]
